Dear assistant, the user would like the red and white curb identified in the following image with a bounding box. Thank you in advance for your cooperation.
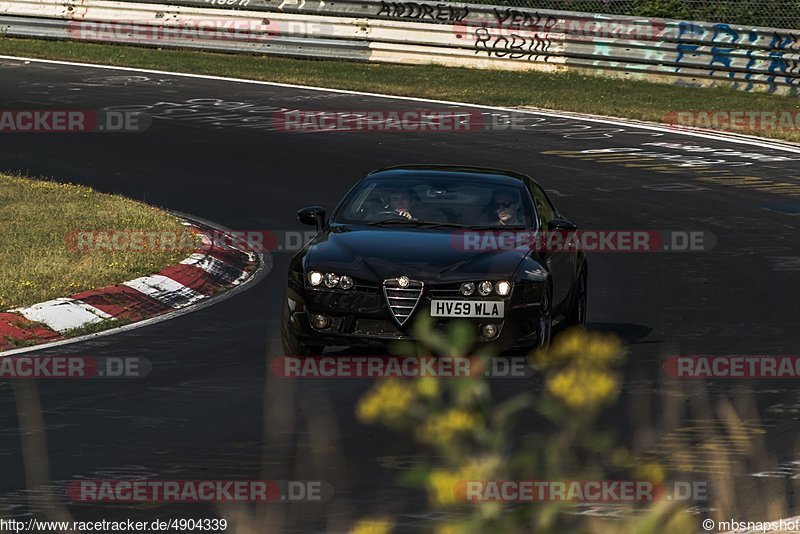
[0,220,258,352]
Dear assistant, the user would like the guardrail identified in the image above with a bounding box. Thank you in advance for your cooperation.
[0,0,798,94]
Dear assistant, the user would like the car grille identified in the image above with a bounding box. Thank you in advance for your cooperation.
[429,284,462,298]
[353,282,380,294]
[353,319,405,337]
[383,278,423,326]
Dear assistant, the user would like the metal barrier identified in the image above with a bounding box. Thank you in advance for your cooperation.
[0,0,798,94]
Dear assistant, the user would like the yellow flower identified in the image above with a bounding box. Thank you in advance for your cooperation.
[427,457,500,506]
[635,462,666,483]
[546,367,618,411]
[533,328,623,368]
[349,516,393,534]
[582,334,623,364]
[356,380,416,424]
[418,409,478,444]
[416,376,439,398]
[428,469,463,506]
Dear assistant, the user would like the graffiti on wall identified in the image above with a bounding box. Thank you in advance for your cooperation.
[471,8,558,62]
[376,1,468,22]
[492,8,558,32]
[474,28,554,61]
[375,1,798,93]
[675,21,799,91]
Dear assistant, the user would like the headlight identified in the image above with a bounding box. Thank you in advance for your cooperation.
[339,275,354,290]
[478,280,493,296]
[309,271,354,290]
[495,281,512,296]
[312,314,330,329]
[460,282,475,296]
[308,271,323,286]
[481,323,499,339]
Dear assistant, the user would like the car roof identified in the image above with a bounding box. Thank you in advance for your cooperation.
[367,165,531,186]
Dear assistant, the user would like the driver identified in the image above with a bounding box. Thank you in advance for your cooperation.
[491,191,522,226]
[388,189,416,220]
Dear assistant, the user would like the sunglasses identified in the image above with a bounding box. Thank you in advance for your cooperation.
[495,200,516,209]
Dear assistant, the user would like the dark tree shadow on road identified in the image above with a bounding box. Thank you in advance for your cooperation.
[586,322,654,345]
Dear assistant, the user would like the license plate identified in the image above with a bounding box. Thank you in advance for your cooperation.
[430,300,505,318]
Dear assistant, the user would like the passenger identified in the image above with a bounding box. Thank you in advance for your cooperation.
[490,191,522,226]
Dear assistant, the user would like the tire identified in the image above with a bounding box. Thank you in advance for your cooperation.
[566,267,588,327]
[280,298,324,356]
[281,326,324,356]
[537,284,553,348]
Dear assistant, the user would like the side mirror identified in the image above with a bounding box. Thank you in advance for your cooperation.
[548,218,578,232]
[297,206,326,232]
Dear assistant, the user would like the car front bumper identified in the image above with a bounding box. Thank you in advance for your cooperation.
[283,280,546,352]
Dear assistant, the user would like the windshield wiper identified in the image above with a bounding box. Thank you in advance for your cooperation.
[417,221,465,229]
[463,225,529,231]
[366,219,427,227]
[367,219,467,229]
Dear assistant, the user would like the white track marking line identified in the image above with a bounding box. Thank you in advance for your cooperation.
[1,54,799,154]
[123,274,207,307]
[14,298,113,333]
[180,253,249,284]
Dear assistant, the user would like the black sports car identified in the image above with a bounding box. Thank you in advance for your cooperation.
[281,165,587,355]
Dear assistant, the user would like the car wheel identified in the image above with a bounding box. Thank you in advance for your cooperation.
[537,285,552,348]
[281,332,325,356]
[567,267,588,327]
[280,298,325,356]
[281,324,324,356]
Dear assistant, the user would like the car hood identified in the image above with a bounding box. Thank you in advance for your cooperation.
[305,226,529,283]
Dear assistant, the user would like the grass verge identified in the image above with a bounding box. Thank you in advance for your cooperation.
[0,173,194,310]
[1,36,799,143]
[60,317,134,338]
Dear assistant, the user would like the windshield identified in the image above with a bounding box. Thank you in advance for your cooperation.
[333,177,533,228]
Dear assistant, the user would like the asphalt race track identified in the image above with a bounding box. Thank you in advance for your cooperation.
[1,57,800,530]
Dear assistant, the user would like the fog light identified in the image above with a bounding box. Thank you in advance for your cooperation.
[495,281,511,296]
[339,275,354,290]
[478,280,493,296]
[308,271,323,286]
[312,314,330,329]
[324,273,340,288]
[460,282,475,296]
[482,323,499,339]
